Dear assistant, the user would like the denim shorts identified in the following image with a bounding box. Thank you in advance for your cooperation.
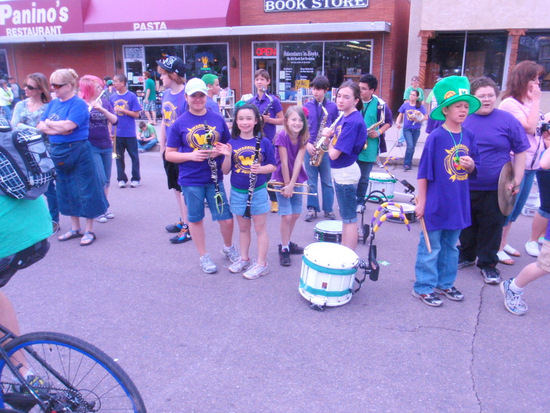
[181,182,233,223]
[230,186,270,216]
[334,181,358,223]
[276,189,303,216]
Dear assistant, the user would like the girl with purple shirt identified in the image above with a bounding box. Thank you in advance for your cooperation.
[272,106,309,266]
[396,89,427,170]
[322,81,367,250]
[79,75,118,223]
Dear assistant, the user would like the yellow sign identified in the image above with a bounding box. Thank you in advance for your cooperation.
[295,80,310,90]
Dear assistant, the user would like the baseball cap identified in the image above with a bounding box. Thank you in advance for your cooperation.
[185,78,208,96]
[106,80,113,86]
[157,55,185,76]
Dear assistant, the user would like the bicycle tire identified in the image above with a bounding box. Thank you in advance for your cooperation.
[0,331,146,412]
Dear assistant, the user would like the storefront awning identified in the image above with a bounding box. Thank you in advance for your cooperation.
[0,21,390,44]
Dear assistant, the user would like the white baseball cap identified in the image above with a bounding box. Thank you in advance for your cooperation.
[185,78,208,96]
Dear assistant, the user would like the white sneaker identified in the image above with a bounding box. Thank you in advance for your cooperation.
[130,181,140,188]
[118,181,126,188]
[243,262,269,280]
[96,214,108,223]
[105,211,115,219]
[221,245,239,263]
[228,257,251,273]
[525,241,540,257]
[199,254,217,274]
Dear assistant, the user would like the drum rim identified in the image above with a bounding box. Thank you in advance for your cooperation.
[302,255,358,274]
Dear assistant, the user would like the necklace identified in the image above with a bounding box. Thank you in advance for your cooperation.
[443,125,463,167]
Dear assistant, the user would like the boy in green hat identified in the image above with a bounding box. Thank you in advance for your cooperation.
[412,76,481,307]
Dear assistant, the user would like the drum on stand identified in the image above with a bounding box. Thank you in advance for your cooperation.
[299,242,360,308]
[383,203,417,223]
[313,220,343,243]
[367,172,396,202]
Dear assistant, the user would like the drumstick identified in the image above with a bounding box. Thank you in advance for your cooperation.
[420,217,432,253]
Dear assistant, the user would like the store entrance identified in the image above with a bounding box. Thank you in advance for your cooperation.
[254,58,278,98]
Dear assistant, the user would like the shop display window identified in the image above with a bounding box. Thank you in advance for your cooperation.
[324,41,372,88]
[184,44,229,86]
[519,32,550,91]
[279,42,323,101]
[426,32,507,89]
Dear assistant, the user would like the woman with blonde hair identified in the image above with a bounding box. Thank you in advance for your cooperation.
[37,69,108,246]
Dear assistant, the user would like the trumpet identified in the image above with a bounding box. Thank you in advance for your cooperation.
[267,181,316,196]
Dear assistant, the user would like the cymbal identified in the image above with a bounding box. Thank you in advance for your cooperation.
[498,161,516,216]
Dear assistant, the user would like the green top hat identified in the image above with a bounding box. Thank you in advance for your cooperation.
[430,76,481,121]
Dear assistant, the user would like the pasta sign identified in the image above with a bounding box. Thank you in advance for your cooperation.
[264,0,368,12]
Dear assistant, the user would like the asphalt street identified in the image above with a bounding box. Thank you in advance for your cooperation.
[5,139,549,412]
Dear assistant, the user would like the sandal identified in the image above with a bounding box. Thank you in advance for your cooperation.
[80,231,96,246]
[503,244,521,257]
[58,229,82,242]
[497,250,514,266]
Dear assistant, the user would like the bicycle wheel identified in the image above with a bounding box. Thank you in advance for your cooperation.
[0,332,146,412]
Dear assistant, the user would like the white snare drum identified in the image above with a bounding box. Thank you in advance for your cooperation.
[314,220,343,243]
[384,203,417,223]
[299,242,360,307]
[367,172,396,201]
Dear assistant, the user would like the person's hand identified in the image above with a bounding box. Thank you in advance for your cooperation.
[250,163,262,174]
[542,130,550,148]
[91,100,103,111]
[509,178,520,196]
[262,114,270,124]
[306,142,316,156]
[321,127,333,138]
[415,202,425,219]
[368,129,379,138]
[281,184,294,198]
[214,142,232,157]
[190,149,213,162]
[459,155,475,173]
[527,81,542,102]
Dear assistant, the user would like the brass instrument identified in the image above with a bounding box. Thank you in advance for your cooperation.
[267,181,316,196]
[309,106,329,167]
[311,111,344,167]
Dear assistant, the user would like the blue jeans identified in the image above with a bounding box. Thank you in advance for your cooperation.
[414,229,460,294]
[356,160,374,205]
[181,182,232,223]
[403,128,421,168]
[304,151,334,213]
[138,138,158,152]
[334,181,358,224]
[115,136,140,183]
[504,169,536,224]
[44,180,59,223]
[91,145,112,188]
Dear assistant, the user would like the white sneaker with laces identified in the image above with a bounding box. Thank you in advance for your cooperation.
[118,181,126,188]
[228,257,251,274]
[130,181,140,188]
[525,241,540,257]
[199,254,217,274]
[221,245,239,263]
[243,262,269,280]
[96,214,108,223]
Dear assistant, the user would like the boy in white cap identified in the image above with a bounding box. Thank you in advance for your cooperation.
[412,76,480,307]
[165,78,237,274]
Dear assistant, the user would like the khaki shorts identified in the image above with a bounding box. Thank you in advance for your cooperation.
[537,240,550,273]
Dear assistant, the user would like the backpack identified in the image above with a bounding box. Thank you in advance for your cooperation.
[0,117,56,200]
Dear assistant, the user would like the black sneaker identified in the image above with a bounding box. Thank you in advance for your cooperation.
[166,220,184,233]
[288,242,304,255]
[435,286,464,301]
[279,244,291,266]
[170,225,192,244]
[411,290,443,307]
[458,258,476,269]
[481,266,501,284]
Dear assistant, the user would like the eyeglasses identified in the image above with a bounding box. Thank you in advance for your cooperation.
[23,84,37,90]
[51,83,67,90]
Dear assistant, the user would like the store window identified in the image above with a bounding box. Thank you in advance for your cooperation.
[144,45,184,83]
[274,40,372,102]
[184,44,228,86]
[0,50,8,80]
[426,32,507,89]
[518,32,550,91]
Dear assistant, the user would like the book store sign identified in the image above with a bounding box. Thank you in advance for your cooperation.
[265,0,368,12]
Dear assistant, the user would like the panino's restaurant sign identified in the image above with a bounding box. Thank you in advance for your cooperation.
[0,0,83,37]
[264,0,368,12]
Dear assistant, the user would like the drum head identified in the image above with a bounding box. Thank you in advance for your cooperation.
[314,220,343,233]
[369,172,395,182]
[304,242,359,269]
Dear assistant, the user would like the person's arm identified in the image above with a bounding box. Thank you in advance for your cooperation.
[92,101,117,125]
[117,107,140,118]
[37,119,77,135]
[144,85,151,101]
[282,145,306,197]
[159,122,167,155]
[264,110,283,126]
[415,178,427,218]
[540,146,550,170]
[11,101,22,126]
[216,142,233,175]
[395,113,403,129]
[511,151,526,195]
[165,146,213,163]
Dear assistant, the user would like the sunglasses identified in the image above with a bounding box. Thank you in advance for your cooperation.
[23,84,37,90]
[51,83,67,90]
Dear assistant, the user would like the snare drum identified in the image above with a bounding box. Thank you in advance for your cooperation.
[314,220,343,243]
[299,242,360,307]
[367,172,396,201]
[384,203,417,223]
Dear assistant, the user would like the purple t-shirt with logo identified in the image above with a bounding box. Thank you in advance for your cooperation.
[417,125,479,231]
[228,136,276,190]
[109,91,141,137]
[329,110,367,169]
[167,110,231,186]
[161,88,187,138]
[272,130,308,184]
[463,108,529,191]
[399,101,426,130]
[303,99,340,143]
[88,98,115,149]
[247,93,283,141]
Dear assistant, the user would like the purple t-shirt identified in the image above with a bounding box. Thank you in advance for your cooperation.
[399,101,426,130]
[167,110,231,186]
[272,130,308,184]
[162,88,187,138]
[303,99,339,143]
[417,125,479,231]
[329,110,367,169]
[109,91,141,137]
[463,109,530,191]
[41,95,89,144]
[228,136,276,190]
[88,98,115,149]
[247,93,283,141]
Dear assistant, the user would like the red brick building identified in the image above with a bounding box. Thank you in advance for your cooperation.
[0,0,410,111]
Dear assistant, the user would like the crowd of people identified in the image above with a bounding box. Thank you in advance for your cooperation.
[1,57,549,316]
